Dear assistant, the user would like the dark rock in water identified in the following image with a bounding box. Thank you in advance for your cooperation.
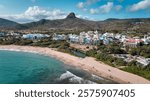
[66,12,76,19]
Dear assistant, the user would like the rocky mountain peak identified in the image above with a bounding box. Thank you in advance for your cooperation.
[66,12,76,19]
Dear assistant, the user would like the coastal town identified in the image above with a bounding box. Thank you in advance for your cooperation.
[0,30,150,68]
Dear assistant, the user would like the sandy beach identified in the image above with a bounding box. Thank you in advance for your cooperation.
[0,45,150,84]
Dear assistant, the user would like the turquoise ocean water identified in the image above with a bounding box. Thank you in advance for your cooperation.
[0,50,116,84]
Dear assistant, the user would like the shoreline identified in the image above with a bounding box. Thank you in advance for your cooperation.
[0,45,150,84]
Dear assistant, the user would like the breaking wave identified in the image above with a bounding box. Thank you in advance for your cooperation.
[58,71,96,84]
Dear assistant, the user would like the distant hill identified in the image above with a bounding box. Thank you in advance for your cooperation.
[0,18,19,29]
[98,18,150,33]
[0,12,150,33]
[23,12,100,31]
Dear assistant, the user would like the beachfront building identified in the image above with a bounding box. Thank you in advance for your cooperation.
[113,34,128,43]
[113,54,150,67]
[123,38,144,48]
[79,30,100,45]
[6,31,20,36]
[52,33,67,41]
[10,32,20,36]
[22,34,50,39]
[0,32,4,37]
[120,35,127,43]
[68,31,117,45]
[5,31,21,38]
[113,54,135,63]
[93,33,100,45]
[141,35,150,45]
[68,34,79,43]
[79,31,86,44]
[103,32,115,39]
[115,34,122,40]
[136,57,150,67]
[0,32,5,40]
[68,31,97,44]
[99,32,115,45]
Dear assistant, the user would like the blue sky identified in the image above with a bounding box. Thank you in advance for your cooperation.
[0,0,150,23]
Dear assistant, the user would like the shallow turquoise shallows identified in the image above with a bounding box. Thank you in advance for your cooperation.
[0,50,116,84]
[0,50,70,84]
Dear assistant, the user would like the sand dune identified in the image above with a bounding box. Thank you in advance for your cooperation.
[0,45,150,84]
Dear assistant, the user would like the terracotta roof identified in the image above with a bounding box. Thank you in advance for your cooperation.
[126,39,143,43]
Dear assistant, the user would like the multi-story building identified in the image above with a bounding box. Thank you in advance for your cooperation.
[123,38,144,48]
[52,33,67,41]
[22,34,50,39]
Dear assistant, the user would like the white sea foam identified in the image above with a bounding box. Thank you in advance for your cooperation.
[92,74,105,80]
[0,49,39,54]
[59,71,96,84]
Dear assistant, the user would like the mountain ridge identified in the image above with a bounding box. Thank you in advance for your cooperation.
[0,12,150,33]
[0,18,19,29]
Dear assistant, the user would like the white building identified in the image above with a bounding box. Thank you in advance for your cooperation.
[68,34,79,43]
[141,35,150,45]
[136,57,150,67]
[23,34,50,39]
[53,34,67,41]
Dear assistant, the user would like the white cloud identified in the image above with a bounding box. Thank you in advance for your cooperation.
[77,2,85,9]
[77,0,100,9]
[115,5,122,11]
[24,6,48,20]
[89,2,114,14]
[0,6,67,23]
[77,0,124,14]
[90,8,99,14]
[129,0,150,12]
[99,2,114,13]
[77,14,94,20]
